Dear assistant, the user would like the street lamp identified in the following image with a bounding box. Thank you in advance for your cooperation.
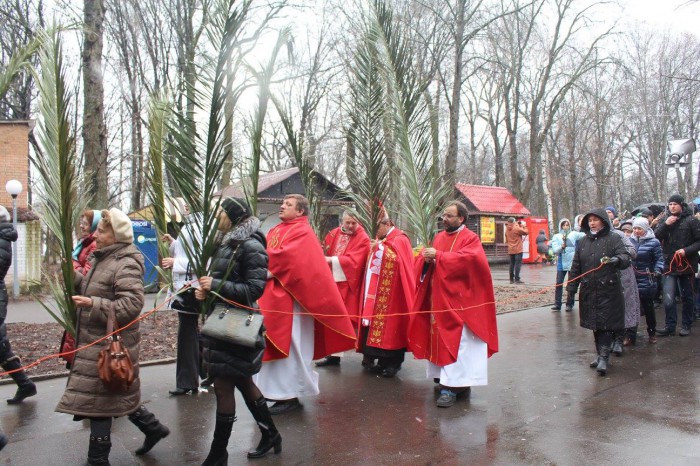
[5,180,22,298]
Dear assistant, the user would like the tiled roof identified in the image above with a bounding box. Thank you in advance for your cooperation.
[455,183,530,216]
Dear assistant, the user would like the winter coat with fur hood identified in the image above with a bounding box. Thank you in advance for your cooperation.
[55,242,145,418]
[566,208,631,331]
[201,216,269,379]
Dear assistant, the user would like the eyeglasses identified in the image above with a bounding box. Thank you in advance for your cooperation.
[441,214,458,219]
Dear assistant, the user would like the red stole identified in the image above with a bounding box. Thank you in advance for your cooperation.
[323,226,371,323]
[361,228,416,350]
[409,227,498,365]
[259,216,356,361]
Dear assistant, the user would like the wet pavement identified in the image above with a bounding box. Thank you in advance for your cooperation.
[0,264,698,465]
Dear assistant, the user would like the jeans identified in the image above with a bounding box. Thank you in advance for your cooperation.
[509,253,523,282]
[554,270,574,308]
[662,274,694,331]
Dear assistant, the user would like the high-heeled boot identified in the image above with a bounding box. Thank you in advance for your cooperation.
[201,413,236,466]
[128,405,170,455]
[596,345,611,376]
[246,396,282,459]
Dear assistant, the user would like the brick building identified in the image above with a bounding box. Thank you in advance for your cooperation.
[0,120,40,293]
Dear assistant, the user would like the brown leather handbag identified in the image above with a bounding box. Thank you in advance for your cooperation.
[97,308,135,392]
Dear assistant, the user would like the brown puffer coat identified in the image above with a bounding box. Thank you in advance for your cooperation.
[55,242,144,418]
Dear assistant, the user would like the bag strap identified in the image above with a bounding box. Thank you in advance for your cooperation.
[106,307,120,342]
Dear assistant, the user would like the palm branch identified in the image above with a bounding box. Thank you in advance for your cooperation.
[369,0,451,246]
[163,0,252,313]
[344,27,389,239]
[0,34,43,101]
[145,93,173,289]
[244,27,290,215]
[30,29,83,336]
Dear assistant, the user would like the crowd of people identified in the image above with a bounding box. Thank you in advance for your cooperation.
[7,195,497,465]
[7,192,697,464]
[549,195,700,376]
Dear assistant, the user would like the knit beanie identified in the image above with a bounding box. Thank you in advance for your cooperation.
[221,197,251,225]
[668,193,685,205]
[605,206,617,217]
[0,206,9,223]
[632,217,650,232]
[105,208,134,244]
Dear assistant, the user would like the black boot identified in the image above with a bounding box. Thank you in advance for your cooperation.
[3,357,37,404]
[85,434,111,466]
[246,396,282,458]
[596,346,610,376]
[611,335,623,357]
[202,413,236,466]
[589,339,600,368]
[0,433,7,451]
[128,405,170,455]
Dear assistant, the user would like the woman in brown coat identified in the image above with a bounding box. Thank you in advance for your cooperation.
[56,208,169,465]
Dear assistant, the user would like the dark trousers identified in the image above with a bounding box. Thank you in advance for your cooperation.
[662,274,694,331]
[509,253,523,281]
[639,295,656,335]
[554,270,574,308]
[359,326,405,370]
[175,311,200,390]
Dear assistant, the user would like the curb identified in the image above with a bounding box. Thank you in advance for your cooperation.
[0,357,176,385]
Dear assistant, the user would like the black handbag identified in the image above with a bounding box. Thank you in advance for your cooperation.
[201,305,265,349]
[172,264,199,312]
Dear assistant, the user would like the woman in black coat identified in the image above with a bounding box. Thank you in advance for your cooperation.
[0,205,36,404]
[566,208,631,376]
[195,198,280,465]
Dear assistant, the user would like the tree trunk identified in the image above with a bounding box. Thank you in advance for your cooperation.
[83,0,109,207]
[444,0,466,189]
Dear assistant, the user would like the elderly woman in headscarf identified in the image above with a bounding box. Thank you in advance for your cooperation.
[56,208,170,465]
[566,208,631,376]
[72,209,102,275]
[610,220,640,353]
[195,197,280,465]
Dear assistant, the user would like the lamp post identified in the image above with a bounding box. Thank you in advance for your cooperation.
[5,180,22,298]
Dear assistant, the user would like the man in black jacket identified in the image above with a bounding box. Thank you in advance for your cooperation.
[654,194,700,336]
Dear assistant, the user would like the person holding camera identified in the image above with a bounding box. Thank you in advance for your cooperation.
[653,194,700,337]
[630,217,664,343]
[566,208,630,376]
[162,204,203,396]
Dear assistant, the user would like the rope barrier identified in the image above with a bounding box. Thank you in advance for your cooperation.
[2,250,690,377]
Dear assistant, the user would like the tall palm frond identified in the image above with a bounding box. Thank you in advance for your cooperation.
[244,27,290,215]
[30,29,83,336]
[145,93,173,287]
[370,0,451,246]
[0,35,44,101]
[163,0,251,310]
[271,93,324,236]
[344,28,389,239]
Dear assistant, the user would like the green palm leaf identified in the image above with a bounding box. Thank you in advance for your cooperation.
[370,0,450,246]
[344,26,389,239]
[30,29,83,336]
[163,0,252,314]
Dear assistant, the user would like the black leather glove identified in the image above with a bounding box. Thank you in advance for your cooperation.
[605,256,620,265]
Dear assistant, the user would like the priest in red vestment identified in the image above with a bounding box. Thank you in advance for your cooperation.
[254,194,356,415]
[359,213,416,378]
[409,201,498,408]
[316,210,371,367]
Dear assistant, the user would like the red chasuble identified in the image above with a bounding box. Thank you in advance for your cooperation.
[323,225,371,324]
[409,227,498,366]
[362,227,416,350]
[259,216,356,361]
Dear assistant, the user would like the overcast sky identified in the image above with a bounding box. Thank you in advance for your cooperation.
[618,0,700,36]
